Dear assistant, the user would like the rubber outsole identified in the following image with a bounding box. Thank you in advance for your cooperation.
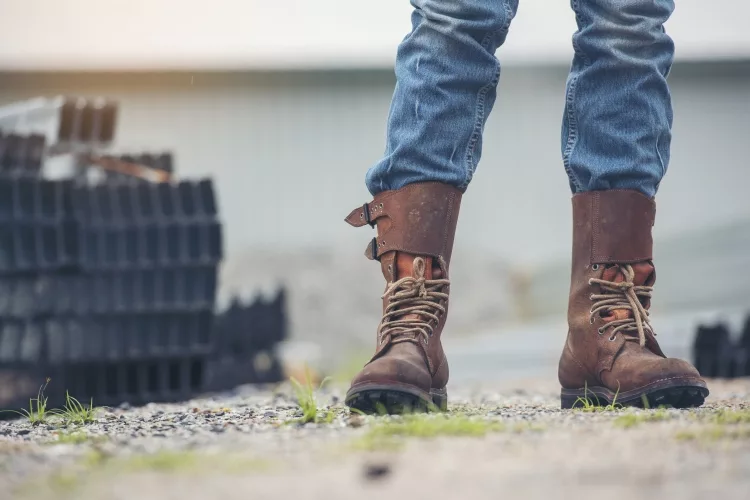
[561,382,709,409]
[345,385,447,415]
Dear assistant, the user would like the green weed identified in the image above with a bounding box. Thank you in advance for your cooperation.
[572,382,623,412]
[1,378,55,425]
[290,369,333,424]
[57,392,99,425]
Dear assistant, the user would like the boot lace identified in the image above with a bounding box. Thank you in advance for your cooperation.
[377,257,449,346]
[589,264,653,346]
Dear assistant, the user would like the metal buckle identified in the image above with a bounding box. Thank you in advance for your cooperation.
[362,203,375,227]
[370,237,380,261]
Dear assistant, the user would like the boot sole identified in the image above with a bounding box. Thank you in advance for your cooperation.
[345,384,447,415]
[560,377,709,409]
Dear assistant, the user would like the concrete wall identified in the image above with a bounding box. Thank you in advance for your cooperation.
[1,62,747,265]
[0,63,748,349]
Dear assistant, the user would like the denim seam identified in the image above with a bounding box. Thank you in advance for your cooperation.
[562,0,589,193]
[460,14,509,190]
[654,132,667,193]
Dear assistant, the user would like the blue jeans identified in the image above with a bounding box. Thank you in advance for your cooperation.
[366,0,675,198]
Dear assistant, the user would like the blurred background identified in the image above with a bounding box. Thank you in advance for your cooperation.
[0,0,748,393]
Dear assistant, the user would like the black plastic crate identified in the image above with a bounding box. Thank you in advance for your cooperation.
[0,134,46,174]
[693,322,736,378]
[58,356,207,407]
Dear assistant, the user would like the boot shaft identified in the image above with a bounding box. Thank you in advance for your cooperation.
[569,189,656,326]
[345,182,463,390]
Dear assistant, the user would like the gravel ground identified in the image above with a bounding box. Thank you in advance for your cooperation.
[1,378,749,500]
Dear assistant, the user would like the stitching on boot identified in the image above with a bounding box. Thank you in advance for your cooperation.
[591,192,599,263]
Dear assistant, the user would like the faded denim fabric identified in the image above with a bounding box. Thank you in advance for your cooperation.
[366,0,675,199]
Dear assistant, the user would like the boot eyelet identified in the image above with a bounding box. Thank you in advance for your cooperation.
[588,279,594,286]
[589,316,596,324]
[589,294,594,301]
[592,264,600,271]
[608,335,617,342]
[598,327,605,335]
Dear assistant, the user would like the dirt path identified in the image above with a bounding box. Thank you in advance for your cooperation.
[2,379,749,500]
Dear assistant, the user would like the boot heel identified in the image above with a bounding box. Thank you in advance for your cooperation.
[430,388,448,412]
[560,392,583,410]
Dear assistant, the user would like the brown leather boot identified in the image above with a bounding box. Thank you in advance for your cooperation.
[558,190,708,409]
[343,182,462,414]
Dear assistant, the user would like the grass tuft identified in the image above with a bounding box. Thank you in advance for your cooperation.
[572,382,623,412]
[290,369,333,424]
[1,378,55,425]
[58,392,99,426]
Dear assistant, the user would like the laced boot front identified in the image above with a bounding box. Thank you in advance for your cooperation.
[378,256,449,348]
[342,182,462,414]
[558,190,708,409]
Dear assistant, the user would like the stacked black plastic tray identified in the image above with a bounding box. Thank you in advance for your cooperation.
[0,133,47,176]
[0,161,225,408]
[208,291,287,390]
[0,134,75,410]
[1,98,291,412]
[693,315,750,378]
[60,179,222,405]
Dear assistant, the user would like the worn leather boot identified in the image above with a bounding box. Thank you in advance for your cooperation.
[559,190,708,409]
[343,182,462,414]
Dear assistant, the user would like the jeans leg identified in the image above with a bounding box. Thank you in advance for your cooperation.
[562,0,675,198]
[366,0,519,196]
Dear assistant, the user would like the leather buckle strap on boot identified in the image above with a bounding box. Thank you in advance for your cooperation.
[344,182,462,264]
[343,182,462,414]
[558,190,708,409]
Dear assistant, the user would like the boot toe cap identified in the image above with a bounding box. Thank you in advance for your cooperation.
[349,354,432,394]
[607,355,705,394]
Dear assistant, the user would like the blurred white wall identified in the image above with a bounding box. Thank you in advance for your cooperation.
[0,64,747,268]
[1,0,749,70]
